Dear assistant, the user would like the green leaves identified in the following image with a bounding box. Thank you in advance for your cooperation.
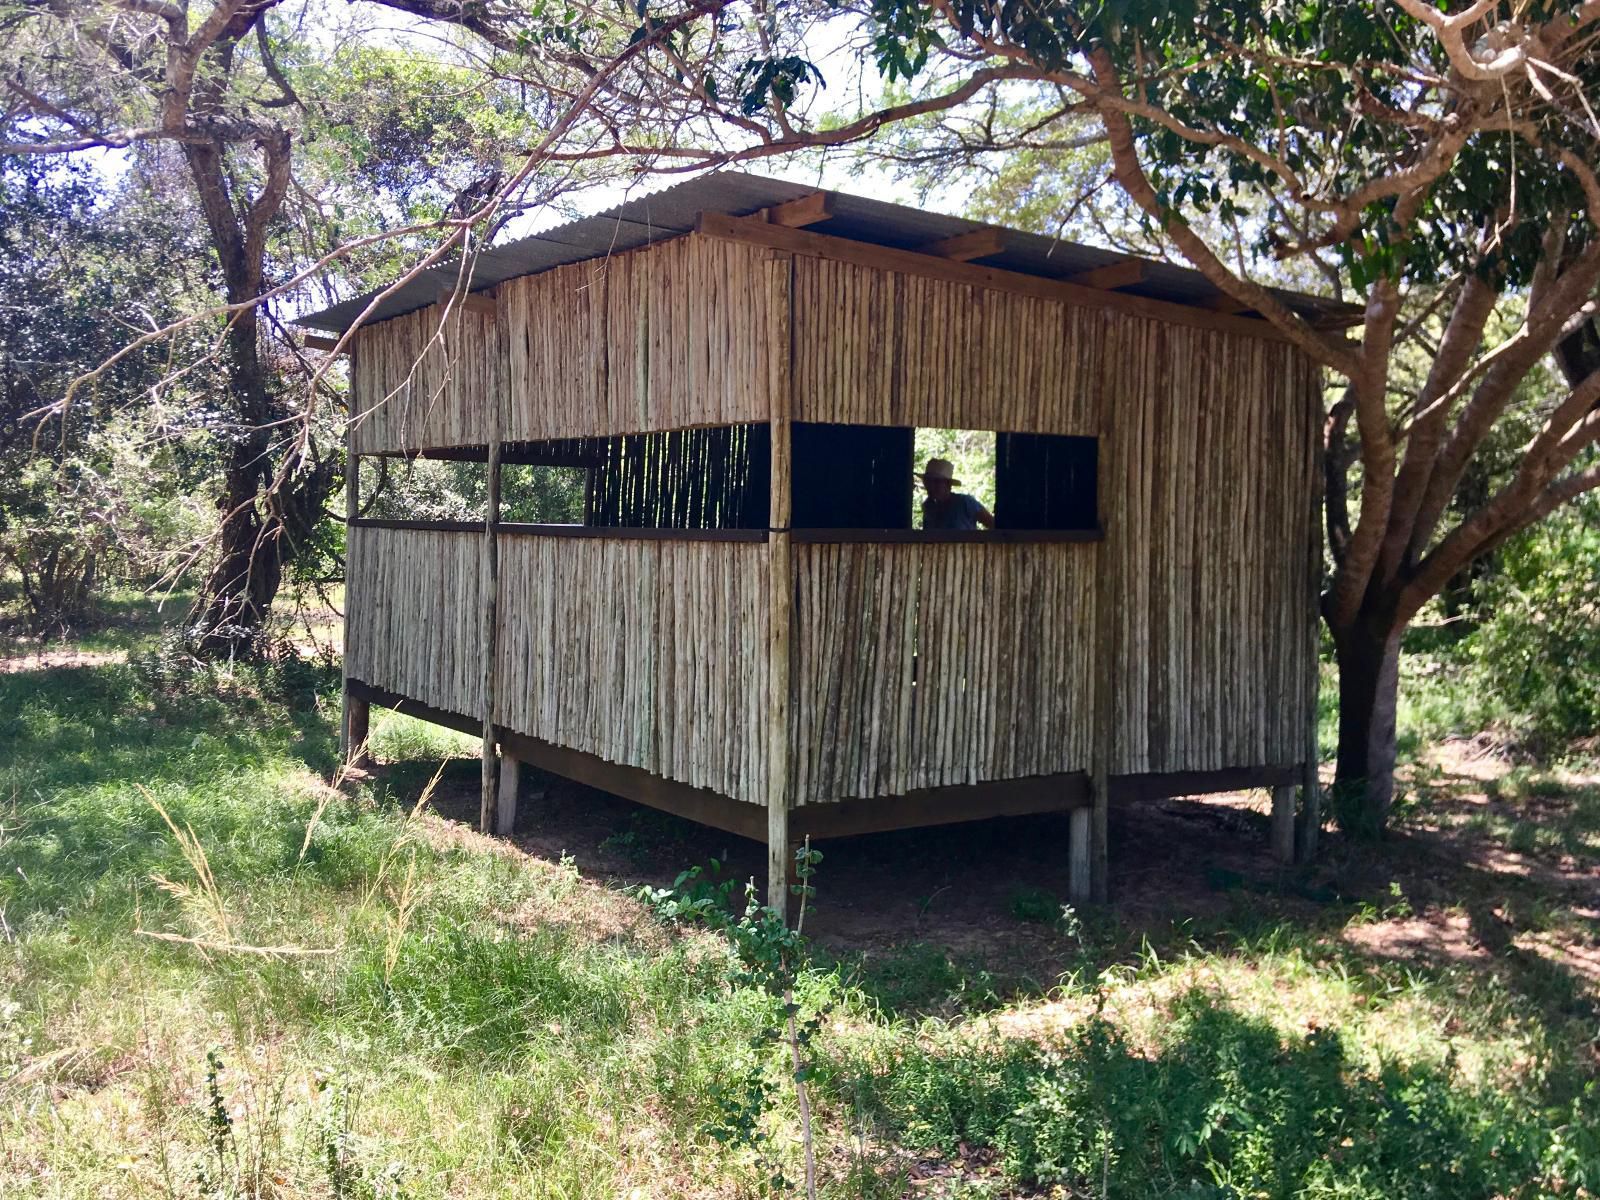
[858,0,1600,289]
[732,54,825,116]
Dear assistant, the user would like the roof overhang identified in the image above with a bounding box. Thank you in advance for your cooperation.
[298,170,1358,334]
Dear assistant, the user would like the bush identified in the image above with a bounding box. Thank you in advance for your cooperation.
[1466,496,1600,749]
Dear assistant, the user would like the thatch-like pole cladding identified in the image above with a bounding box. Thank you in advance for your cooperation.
[339,207,1327,893]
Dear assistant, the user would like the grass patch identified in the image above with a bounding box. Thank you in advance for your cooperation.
[3,622,1598,1197]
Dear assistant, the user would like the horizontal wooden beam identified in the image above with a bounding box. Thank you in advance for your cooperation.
[788,527,1103,544]
[763,191,833,228]
[350,517,768,542]
[918,229,1006,262]
[1108,764,1304,804]
[301,333,345,353]
[794,774,1090,838]
[694,213,1290,343]
[1064,261,1147,290]
[437,286,498,317]
[1204,293,1252,314]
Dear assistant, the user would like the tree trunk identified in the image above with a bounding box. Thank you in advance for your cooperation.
[194,309,281,656]
[1331,623,1403,836]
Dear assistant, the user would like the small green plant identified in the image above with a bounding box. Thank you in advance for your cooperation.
[194,1049,236,1200]
[644,843,827,1197]
[315,1069,359,1200]
[1006,885,1058,924]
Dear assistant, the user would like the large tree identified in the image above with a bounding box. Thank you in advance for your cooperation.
[0,0,558,651]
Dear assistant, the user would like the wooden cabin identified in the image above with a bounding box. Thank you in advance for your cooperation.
[300,172,1342,916]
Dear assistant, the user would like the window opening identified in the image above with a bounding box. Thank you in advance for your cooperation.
[913,428,996,531]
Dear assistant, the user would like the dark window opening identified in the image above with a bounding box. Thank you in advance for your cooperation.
[791,422,914,529]
[504,423,770,530]
[357,423,770,531]
[995,433,1098,531]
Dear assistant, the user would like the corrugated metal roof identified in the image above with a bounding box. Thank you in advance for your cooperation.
[298,170,1349,332]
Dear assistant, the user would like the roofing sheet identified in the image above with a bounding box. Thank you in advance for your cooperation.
[299,170,1345,332]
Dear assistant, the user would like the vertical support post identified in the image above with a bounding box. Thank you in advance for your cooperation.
[765,251,795,920]
[345,694,370,770]
[1270,784,1297,864]
[1068,806,1092,903]
[1298,754,1322,863]
[1087,339,1118,904]
[479,437,502,834]
[496,749,521,836]
[340,402,360,766]
[1298,357,1324,864]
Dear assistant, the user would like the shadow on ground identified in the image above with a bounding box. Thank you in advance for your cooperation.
[381,749,1600,1030]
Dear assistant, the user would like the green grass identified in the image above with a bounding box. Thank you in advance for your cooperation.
[3,626,1598,1197]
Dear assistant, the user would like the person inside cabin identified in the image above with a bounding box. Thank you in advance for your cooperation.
[919,458,994,531]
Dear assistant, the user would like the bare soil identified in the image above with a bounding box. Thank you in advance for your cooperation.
[401,742,1598,1012]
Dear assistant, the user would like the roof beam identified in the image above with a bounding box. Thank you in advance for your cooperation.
[1064,261,1147,290]
[763,191,833,228]
[437,285,498,317]
[301,333,346,353]
[1203,293,1252,314]
[918,229,1006,262]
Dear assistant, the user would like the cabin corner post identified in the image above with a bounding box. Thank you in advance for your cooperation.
[765,251,795,920]
[479,436,503,834]
[1085,336,1118,905]
[1298,357,1324,863]
[340,385,365,768]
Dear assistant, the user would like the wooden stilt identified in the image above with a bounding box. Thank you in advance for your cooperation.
[1298,759,1321,863]
[1068,806,1092,904]
[1270,784,1296,864]
[345,694,370,769]
[1299,394,1324,865]
[497,749,521,836]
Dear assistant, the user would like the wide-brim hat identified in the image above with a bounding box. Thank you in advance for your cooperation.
[918,457,961,485]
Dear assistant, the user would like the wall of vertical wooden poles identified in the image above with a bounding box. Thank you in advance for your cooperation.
[344,229,1323,818]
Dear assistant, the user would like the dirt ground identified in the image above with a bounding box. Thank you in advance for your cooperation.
[405,737,1599,1005]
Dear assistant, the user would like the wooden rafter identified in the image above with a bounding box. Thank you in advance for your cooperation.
[1064,261,1147,290]
[763,191,833,228]
[302,333,345,353]
[1204,293,1252,314]
[437,285,498,317]
[918,229,1006,261]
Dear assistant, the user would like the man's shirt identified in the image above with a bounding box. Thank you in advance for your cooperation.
[921,492,986,531]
